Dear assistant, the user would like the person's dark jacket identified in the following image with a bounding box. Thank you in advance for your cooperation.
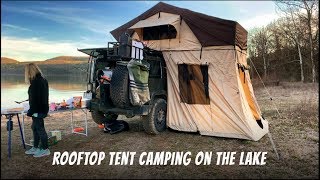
[27,73,49,117]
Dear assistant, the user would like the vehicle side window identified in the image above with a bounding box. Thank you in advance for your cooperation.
[148,60,161,78]
[178,64,209,104]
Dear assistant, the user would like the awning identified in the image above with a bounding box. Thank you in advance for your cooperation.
[77,48,108,57]
[129,14,180,29]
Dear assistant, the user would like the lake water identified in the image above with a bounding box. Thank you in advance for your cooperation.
[1,74,87,110]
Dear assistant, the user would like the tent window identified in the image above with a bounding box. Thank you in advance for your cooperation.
[178,64,209,104]
[143,25,177,40]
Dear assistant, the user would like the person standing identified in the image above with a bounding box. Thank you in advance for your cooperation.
[24,63,50,157]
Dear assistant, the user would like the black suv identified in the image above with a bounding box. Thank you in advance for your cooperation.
[78,34,167,134]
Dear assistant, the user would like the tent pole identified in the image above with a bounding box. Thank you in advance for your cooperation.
[249,57,281,161]
[248,58,282,117]
[267,132,280,160]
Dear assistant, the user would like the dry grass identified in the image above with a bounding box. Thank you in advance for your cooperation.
[1,82,318,179]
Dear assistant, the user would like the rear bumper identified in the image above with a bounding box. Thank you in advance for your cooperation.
[89,100,151,116]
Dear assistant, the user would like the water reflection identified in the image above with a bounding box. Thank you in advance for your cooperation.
[1,74,87,109]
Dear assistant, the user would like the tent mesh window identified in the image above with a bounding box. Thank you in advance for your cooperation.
[143,25,177,40]
[178,64,209,104]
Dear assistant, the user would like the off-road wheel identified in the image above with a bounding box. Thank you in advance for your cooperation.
[91,111,118,125]
[142,98,167,134]
[110,63,131,108]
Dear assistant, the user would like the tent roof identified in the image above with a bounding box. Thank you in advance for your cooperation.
[110,2,247,49]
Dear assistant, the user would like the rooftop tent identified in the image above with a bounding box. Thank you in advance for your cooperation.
[111,2,247,49]
[110,2,268,141]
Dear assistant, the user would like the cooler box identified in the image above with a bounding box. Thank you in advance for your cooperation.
[50,130,62,141]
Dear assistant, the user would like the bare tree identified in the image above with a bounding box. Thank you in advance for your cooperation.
[254,27,272,79]
[276,0,318,82]
[302,0,317,83]
[276,2,305,82]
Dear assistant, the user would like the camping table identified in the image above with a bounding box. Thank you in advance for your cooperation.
[21,107,88,147]
[1,110,26,159]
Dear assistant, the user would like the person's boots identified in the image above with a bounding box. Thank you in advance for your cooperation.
[103,120,129,134]
[117,120,129,131]
[103,119,117,133]
[109,122,125,134]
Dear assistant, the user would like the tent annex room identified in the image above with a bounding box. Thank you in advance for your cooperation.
[111,2,269,141]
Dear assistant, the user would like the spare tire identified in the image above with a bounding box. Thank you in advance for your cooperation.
[110,62,131,108]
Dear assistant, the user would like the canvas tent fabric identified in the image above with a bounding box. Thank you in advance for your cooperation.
[111,2,268,141]
[162,50,268,141]
[129,13,180,29]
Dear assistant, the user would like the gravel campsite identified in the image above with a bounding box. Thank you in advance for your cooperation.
[1,82,318,179]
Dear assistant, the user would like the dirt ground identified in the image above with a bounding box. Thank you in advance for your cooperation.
[1,82,318,179]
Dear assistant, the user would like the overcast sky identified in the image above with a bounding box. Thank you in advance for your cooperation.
[1,1,279,62]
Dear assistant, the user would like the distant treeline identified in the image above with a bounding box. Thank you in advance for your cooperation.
[1,63,88,78]
[248,1,318,83]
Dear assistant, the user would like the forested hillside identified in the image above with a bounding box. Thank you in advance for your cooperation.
[1,56,88,77]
